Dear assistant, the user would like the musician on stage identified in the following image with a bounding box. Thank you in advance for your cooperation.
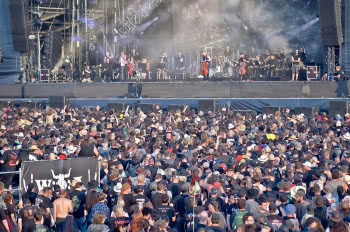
[157,52,168,79]
[103,51,114,81]
[130,48,141,63]
[201,51,211,80]
[238,53,248,81]
[266,55,277,77]
[223,46,232,77]
[82,63,92,83]
[174,51,185,72]
[292,49,301,81]
[63,57,72,81]
[253,56,264,80]
[119,51,127,81]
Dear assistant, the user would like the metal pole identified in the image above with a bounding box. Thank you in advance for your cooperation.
[85,0,88,65]
[37,31,41,81]
[19,168,23,200]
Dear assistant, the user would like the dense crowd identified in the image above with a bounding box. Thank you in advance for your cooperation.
[0,105,350,232]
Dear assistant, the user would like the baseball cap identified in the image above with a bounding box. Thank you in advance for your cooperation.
[285,204,296,215]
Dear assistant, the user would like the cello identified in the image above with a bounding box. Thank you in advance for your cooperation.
[200,52,209,77]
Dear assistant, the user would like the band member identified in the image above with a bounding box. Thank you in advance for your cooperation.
[238,53,248,81]
[119,51,127,81]
[103,51,114,81]
[63,57,72,81]
[158,52,168,79]
[174,51,185,72]
[201,51,211,80]
[292,49,301,81]
[130,48,141,63]
[223,46,232,76]
[128,56,135,78]
[224,46,232,59]
[266,55,277,77]
[253,56,264,79]
[334,66,345,81]
[82,64,92,82]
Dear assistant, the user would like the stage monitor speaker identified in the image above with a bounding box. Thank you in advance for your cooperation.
[107,103,125,112]
[137,104,154,113]
[49,96,67,108]
[318,0,343,46]
[295,107,320,117]
[263,106,281,115]
[198,100,217,112]
[329,101,350,116]
[8,0,28,52]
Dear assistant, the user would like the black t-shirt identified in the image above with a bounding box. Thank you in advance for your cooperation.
[35,195,51,210]
[79,143,95,157]
[22,219,36,232]
[0,208,8,232]
[70,190,86,218]
[18,205,40,223]
[292,54,300,64]
[121,194,135,214]
[1,150,18,171]
[151,192,166,210]
[134,194,150,209]
[207,225,226,232]
[157,205,175,226]
[109,216,130,232]
[267,214,284,230]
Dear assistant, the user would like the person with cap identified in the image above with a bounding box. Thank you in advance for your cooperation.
[282,204,299,231]
[203,188,224,212]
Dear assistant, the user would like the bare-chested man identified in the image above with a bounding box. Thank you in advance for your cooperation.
[53,190,73,232]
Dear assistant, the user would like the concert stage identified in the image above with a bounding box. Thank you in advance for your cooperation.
[0,81,348,99]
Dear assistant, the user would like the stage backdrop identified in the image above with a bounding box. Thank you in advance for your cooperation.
[21,158,99,192]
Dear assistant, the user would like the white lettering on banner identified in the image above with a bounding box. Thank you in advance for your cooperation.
[29,168,85,192]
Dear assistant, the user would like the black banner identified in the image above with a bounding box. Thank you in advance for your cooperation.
[21,158,99,192]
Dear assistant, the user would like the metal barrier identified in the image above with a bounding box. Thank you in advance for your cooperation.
[0,169,22,199]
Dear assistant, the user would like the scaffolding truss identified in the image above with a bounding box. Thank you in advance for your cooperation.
[115,0,164,38]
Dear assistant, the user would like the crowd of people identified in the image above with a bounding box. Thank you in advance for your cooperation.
[1,105,350,232]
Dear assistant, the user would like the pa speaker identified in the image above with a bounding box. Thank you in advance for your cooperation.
[198,100,217,112]
[318,0,343,46]
[49,96,67,108]
[8,0,28,52]
[262,106,281,115]
[329,101,350,115]
[295,107,319,117]
[107,103,125,112]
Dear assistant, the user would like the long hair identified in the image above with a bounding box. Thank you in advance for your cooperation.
[130,209,144,232]
[86,190,99,211]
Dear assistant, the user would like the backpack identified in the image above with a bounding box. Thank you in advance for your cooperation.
[232,210,247,229]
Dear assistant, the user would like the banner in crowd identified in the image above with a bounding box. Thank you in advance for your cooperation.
[21,158,99,192]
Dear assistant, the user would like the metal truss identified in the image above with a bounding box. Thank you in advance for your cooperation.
[115,0,164,38]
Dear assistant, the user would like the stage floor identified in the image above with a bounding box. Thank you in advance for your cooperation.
[0,81,348,99]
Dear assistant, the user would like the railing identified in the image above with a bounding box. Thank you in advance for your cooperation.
[0,169,23,199]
